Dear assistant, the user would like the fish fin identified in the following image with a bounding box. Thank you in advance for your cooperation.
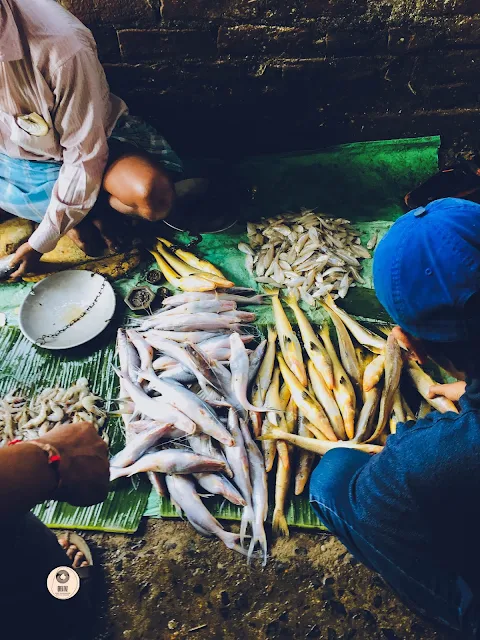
[272,509,290,538]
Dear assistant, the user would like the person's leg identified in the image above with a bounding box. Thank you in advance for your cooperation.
[0,514,92,639]
[310,449,480,638]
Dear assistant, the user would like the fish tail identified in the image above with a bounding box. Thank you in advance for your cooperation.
[263,286,280,297]
[220,531,250,557]
[247,525,268,566]
[240,506,253,547]
[272,508,290,538]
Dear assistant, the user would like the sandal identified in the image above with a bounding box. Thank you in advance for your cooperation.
[58,531,94,581]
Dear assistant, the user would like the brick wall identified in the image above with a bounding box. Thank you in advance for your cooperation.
[61,0,480,160]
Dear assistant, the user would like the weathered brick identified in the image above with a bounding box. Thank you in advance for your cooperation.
[218,25,313,56]
[60,0,157,25]
[417,0,478,16]
[448,17,480,45]
[118,29,217,61]
[388,26,438,54]
[105,60,267,97]
[89,26,120,63]
[278,58,330,87]
[161,0,259,20]
[412,51,480,86]
[424,83,479,109]
[388,18,480,54]
[326,30,387,55]
[300,0,367,18]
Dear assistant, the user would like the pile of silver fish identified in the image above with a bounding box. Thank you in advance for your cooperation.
[254,292,459,536]
[112,289,271,563]
[240,210,373,303]
[0,378,106,446]
[111,268,458,553]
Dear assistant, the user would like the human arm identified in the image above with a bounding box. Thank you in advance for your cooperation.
[25,47,113,257]
[0,421,109,521]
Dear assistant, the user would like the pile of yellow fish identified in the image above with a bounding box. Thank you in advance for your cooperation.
[150,238,234,291]
[253,291,459,537]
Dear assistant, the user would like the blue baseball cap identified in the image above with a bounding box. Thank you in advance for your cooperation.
[373,198,480,342]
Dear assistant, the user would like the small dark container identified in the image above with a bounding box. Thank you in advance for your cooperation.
[124,286,156,311]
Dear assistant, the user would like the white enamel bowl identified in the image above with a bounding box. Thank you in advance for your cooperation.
[19,270,116,350]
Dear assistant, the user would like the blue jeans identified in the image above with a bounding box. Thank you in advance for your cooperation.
[309,449,480,638]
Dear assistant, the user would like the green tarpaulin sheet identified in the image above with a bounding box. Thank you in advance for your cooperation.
[0,136,440,533]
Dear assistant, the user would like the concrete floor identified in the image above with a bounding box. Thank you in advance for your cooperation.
[87,519,456,640]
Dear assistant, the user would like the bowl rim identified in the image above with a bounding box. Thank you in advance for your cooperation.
[18,270,116,350]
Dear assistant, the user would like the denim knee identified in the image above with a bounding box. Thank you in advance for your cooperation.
[309,448,370,508]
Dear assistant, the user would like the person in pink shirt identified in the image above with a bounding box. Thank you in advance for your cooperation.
[0,0,185,278]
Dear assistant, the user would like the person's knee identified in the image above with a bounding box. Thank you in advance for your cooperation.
[309,449,369,507]
[132,170,175,222]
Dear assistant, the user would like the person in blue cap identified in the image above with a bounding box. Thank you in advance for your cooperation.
[309,197,480,638]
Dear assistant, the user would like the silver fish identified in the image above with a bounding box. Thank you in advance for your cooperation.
[114,369,197,434]
[225,408,254,545]
[188,433,232,477]
[141,370,234,447]
[142,330,221,344]
[110,449,227,480]
[165,475,248,556]
[247,340,267,387]
[0,254,14,279]
[110,422,176,468]
[239,418,268,565]
[230,333,266,412]
[193,473,246,506]
[137,313,242,332]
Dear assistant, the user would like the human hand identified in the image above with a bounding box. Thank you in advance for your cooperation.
[9,242,42,279]
[391,326,427,364]
[38,421,109,507]
[427,381,466,403]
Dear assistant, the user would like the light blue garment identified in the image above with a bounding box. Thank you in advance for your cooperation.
[0,115,183,223]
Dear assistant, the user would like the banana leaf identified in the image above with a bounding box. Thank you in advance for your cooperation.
[0,136,440,533]
[0,326,150,533]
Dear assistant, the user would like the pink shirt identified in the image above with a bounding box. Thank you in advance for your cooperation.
[0,0,128,253]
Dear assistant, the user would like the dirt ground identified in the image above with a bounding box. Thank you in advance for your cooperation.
[85,519,456,640]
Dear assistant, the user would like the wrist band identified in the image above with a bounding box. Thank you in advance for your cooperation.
[8,439,62,491]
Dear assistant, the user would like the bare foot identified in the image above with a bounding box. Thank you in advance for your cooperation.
[90,208,131,253]
[66,221,104,257]
[58,536,90,568]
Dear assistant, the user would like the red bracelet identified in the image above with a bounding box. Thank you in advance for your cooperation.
[8,439,62,491]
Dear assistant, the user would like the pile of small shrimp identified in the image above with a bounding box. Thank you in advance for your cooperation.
[0,378,106,446]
